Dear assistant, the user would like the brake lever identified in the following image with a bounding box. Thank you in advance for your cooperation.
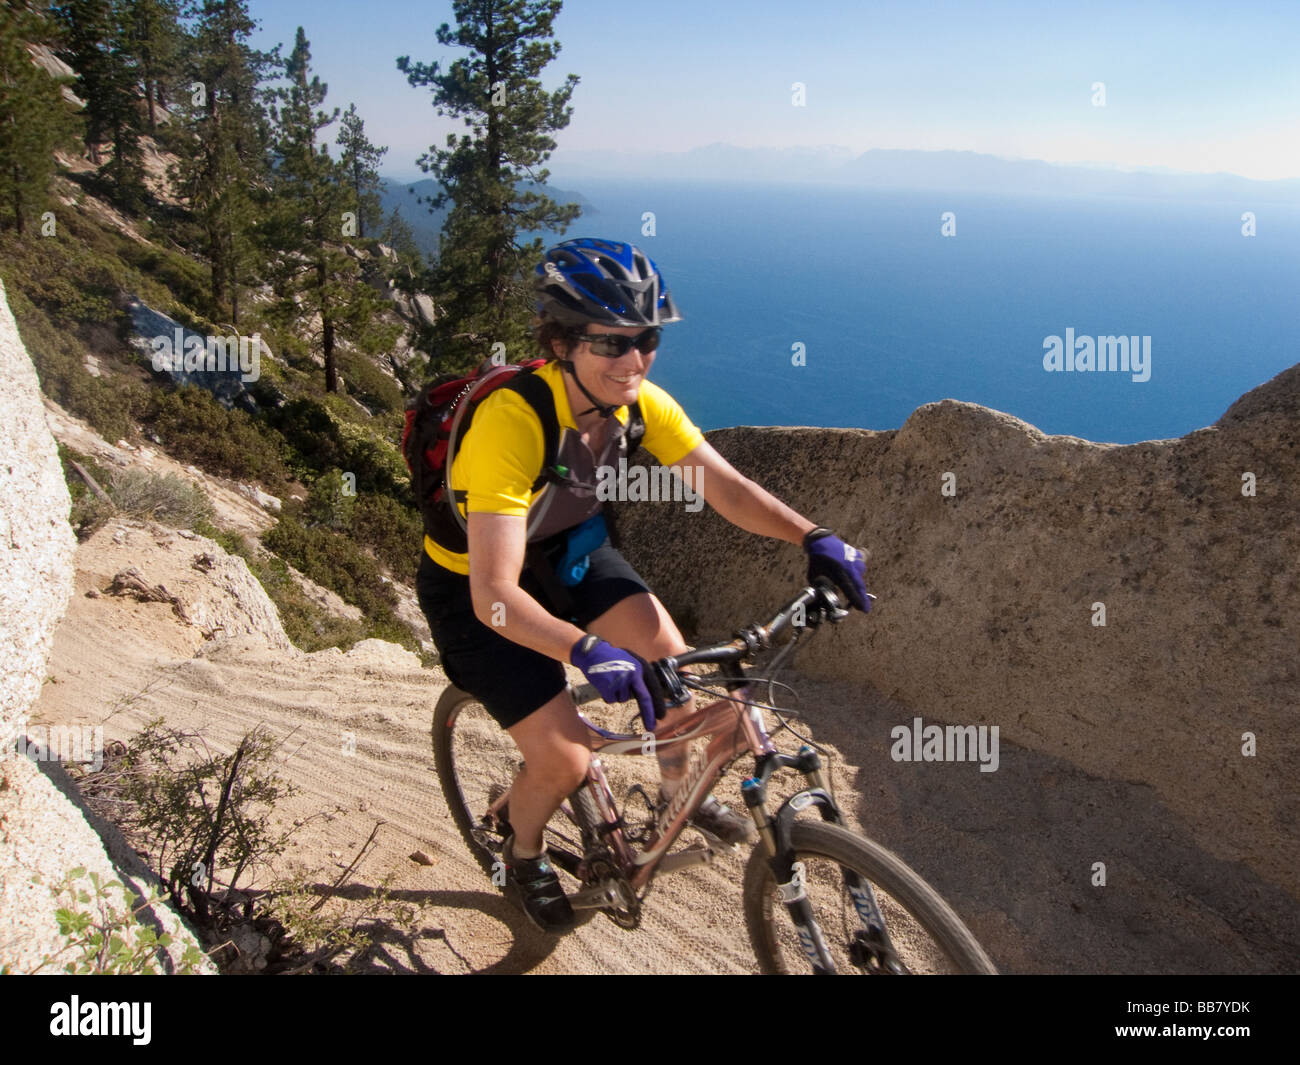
[650,658,691,709]
[813,578,870,621]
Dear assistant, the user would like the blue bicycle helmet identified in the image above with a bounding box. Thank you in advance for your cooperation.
[534,238,682,327]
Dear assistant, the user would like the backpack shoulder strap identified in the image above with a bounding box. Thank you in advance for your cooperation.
[443,364,558,539]
[625,400,645,455]
[501,368,560,491]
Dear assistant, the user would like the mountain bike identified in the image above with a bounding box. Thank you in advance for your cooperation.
[432,579,997,974]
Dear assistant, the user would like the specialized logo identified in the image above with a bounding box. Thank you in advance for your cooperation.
[635,748,712,864]
[796,921,832,968]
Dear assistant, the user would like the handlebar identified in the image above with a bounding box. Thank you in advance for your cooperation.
[646,579,858,708]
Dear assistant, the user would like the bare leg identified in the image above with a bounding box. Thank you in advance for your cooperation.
[505,688,592,855]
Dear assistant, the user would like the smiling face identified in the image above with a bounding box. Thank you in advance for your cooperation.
[553,323,656,412]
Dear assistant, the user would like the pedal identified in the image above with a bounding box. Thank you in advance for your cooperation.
[656,843,715,874]
[568,879,630,911]
[690,825,742,856]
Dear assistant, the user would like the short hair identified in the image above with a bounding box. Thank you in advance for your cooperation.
[532,314,575,361]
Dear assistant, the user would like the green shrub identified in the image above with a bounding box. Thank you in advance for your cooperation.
[0,223,120,322]
[305,469,358,531]
[71,719,417,973]
[337,347,404,414]
[23,868,207,975]
[58,443,111,499]
[6,285,145,443]
[58,444,117,539]
[262,514,398,618]
[247,551,370,651]
[142,386,293,494]
[264,396,406,495]
[192,518,248,559]
[107,468,214,528]
[353,492,423,586]
[116,239,210,318]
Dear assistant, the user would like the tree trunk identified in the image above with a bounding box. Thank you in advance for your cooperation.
[323,312,337,393]
[12,162,23,237]
[208,218,225,316]
[319,258,337,392]
[230,233,240,327]
[355,166,365,239]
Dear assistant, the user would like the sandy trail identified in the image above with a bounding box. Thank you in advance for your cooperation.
[30,461,1296,974]
[33,526,785,973]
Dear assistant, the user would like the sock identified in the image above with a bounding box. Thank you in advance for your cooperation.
[508,836,543,861]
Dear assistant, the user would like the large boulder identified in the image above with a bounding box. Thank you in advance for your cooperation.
[0,280,214,973]
[617,366,1300,900]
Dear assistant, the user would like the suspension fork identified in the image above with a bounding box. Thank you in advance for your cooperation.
[741,745,897,973]
[739,746,837,972]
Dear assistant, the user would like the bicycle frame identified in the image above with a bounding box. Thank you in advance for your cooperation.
[565,677,849,897]
[452,579,936,971]
[473,673,905,971]
[585,682,775,891]
[481,683,766,893]
[567,679,900,973]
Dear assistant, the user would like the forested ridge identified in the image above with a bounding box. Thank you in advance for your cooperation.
[0,0,582,655]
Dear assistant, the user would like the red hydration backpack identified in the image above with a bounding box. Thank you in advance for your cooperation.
[401,359,645,554]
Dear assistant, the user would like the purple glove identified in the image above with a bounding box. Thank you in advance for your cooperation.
[571,635,660,732]
[804,527,872,612]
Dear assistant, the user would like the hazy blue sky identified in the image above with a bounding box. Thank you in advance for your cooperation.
[248,0,1300,182]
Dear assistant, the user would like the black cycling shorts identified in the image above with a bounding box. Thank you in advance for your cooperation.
[416,539,652,729]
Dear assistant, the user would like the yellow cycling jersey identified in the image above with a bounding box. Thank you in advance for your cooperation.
[423,359,705,573]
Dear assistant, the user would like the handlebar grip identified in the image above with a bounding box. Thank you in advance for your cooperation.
[569,682,600,706]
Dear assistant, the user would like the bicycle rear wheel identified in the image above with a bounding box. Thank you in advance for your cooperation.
[743,820,996,974]
[431,685,598,921]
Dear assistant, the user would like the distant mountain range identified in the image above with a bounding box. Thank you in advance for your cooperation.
[547,146,1300,204]
[380,148,1297,258]
[378,179,598,258]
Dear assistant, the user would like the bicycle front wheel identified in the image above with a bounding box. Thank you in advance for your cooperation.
[743,820,996,974]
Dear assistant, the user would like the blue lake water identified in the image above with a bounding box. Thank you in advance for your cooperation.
[549,179,1300,444]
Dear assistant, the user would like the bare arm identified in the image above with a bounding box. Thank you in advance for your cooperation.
[467,510,587,661]
[675,439,819,544]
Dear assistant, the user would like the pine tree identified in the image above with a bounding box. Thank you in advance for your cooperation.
[380,206,419,262]
[265,28,396,393]
[336,103,386,239]
[397,0,581,370]
[0,3,76,235]
[124,0,183,136]
[172,0,274,326]
[51,0,147,210]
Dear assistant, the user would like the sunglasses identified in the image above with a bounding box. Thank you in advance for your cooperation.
[571,327,662,358]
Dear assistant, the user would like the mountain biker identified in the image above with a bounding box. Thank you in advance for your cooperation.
[415,237,871,934]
